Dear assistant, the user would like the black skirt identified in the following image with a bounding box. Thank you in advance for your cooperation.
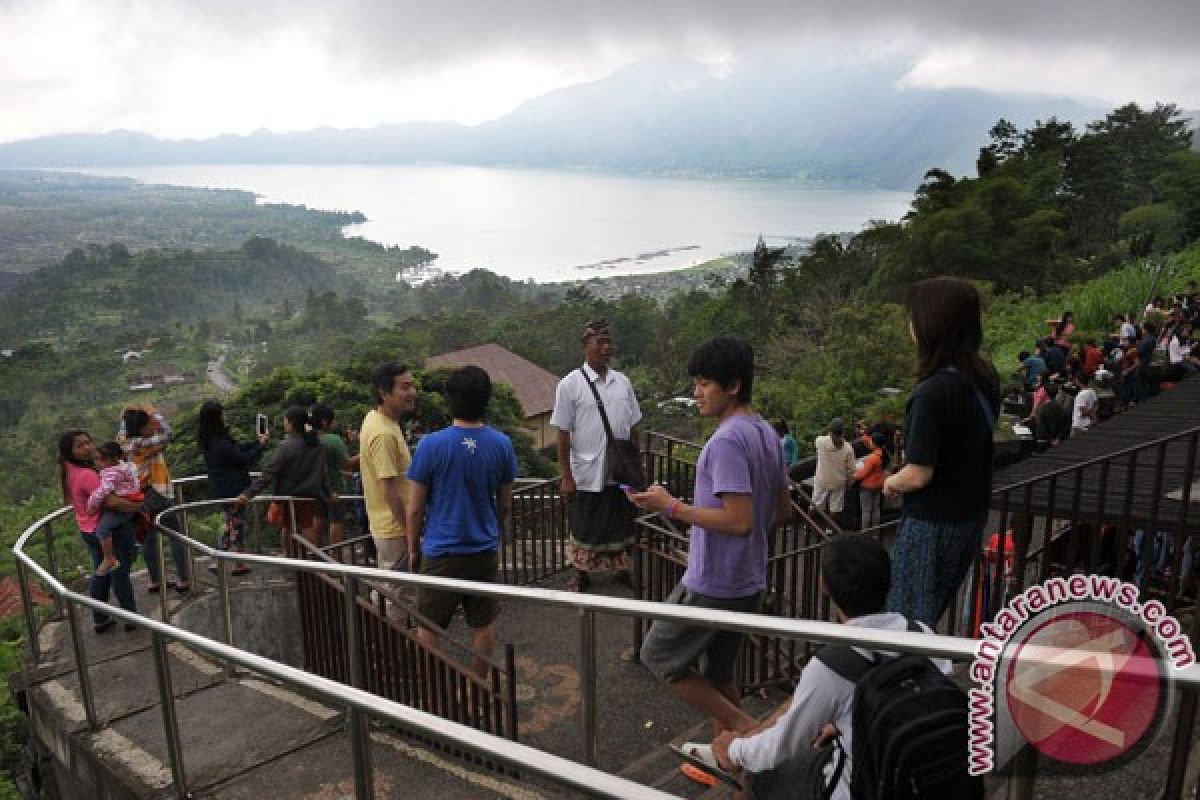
[568,486,635,553]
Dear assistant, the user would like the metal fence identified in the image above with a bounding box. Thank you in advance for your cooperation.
[283,531,520,759]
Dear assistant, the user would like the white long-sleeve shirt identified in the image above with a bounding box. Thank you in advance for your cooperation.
[728,612,950,800]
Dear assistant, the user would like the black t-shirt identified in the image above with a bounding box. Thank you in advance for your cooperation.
[1035,401,1071,444]
[903,368,999,522]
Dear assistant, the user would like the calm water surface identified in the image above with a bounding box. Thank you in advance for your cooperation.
[77,164,911,282]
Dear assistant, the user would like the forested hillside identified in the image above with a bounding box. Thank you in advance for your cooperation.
[3,102,1200,793]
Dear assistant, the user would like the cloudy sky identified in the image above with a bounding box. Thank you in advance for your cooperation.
[1,0,1197,143]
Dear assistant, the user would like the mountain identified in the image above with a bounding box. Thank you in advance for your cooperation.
[0,57,1106,190]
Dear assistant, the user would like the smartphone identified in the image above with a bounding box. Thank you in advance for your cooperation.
[256,413,269,437]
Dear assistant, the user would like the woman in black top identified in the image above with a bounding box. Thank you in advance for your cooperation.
[236,406,330,545]
[198,400,267,574]
[882,277,999,627]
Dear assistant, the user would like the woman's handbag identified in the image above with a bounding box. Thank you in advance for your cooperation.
[580,368,647,490]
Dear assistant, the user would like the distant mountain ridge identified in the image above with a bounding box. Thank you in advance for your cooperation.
[0,57,1110,190]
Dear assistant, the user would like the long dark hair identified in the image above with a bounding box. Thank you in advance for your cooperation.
[57,429,92,502]
[1055,310,1074,337]
[197,400,230,446]
[122,408,151,438]
[905,276,995,386]
[285,406,319,447]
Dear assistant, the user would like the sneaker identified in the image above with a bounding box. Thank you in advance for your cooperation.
[95,557,119,577]
[93,618,116,634]
[124,622,139,632]
[677,742,720,772]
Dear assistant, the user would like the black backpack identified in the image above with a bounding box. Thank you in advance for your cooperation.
[814,621,983,800]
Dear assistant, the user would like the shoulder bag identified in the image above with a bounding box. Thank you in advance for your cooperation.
[580,368,647,490]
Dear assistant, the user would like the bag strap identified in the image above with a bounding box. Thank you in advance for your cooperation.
[822,738,848,800]
[814,619,924,681]
[579,367,619,447]
[814,645,875,683]
[941,366,997,431]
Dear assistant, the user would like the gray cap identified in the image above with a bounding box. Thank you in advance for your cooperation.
[830,417,844,435]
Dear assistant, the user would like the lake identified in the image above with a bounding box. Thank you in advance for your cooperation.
[76,164,912,283]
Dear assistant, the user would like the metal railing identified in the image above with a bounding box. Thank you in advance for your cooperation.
[13,481,1200,798]
[282,530,520,761]
[12,507,679,799]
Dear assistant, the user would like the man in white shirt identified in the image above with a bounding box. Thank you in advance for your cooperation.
[1071,372,1099,434]
[551,319,643,592]
[709,534,950,800]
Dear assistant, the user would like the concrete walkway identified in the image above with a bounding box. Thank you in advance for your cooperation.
[21,561,1198,799]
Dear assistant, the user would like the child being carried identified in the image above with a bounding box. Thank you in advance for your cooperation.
[85,442,145,577]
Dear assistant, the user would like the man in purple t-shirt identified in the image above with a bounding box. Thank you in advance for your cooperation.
[631,336,793,739]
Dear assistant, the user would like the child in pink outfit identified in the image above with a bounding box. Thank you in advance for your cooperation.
[86,442,144,577]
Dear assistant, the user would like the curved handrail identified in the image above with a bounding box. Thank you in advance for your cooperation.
[14,491,1200,800]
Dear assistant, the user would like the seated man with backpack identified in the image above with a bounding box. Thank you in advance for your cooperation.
[709,533,981,800]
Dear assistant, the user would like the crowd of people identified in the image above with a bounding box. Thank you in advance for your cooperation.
[53,274,1198,797]
[1013,283,1199,449]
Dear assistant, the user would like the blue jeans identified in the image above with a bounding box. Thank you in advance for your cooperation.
[142,526,191,585]
[887,512,987,628]
[95,509,136,542]
[81,525,137,626]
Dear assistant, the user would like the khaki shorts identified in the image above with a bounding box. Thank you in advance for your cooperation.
[373,535,408,571]
[416,550,500,629]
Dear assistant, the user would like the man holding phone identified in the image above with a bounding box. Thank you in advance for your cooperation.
[550,319,643,592]
[630,336,793,749]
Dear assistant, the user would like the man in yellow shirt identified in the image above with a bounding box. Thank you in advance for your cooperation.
[359,362,418,569]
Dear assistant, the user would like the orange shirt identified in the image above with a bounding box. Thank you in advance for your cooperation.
[854,449,886,490]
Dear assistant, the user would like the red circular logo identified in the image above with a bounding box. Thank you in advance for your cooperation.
[1004,609,1165,766]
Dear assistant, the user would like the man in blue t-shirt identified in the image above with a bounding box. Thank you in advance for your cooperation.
[406,366,518,674]
[631,337,793,742]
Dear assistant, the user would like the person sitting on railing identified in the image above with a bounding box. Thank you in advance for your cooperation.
[882,277,998,629]
[405,366,518,677]
[59,429,140,633]
[235,407,331,546]
[707,534,957,800]
[630,336,793,752]
[198,400,268,574]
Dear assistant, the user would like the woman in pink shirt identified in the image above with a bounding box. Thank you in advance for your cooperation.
[59,429,140,633]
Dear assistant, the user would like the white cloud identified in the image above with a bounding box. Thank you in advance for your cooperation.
[0,0,1197,143]
[899,40,1200,109]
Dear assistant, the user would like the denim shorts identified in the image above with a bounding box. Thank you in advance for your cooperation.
[639,584,762,684]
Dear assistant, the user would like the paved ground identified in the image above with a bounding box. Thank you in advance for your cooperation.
[24,560,1200,799]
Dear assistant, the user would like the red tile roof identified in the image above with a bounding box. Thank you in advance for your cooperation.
[425,344,560,418]
[0,575,53,619]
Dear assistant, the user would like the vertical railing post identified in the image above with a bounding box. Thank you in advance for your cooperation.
[348,706,374,800]
[64,600,99,730]
[15,558,42,663]
[158,526,170,623]
[43,519,65,618]
[344,574,364,689]
[216,555,235,679]
[342,573,373,797]
[151,633,188,798]
[178,485,196,585]
[579,608,597,766]
[1005,745,1038,800]
[288,499,299,551]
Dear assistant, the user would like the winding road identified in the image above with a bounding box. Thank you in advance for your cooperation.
[206,350,237,392]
